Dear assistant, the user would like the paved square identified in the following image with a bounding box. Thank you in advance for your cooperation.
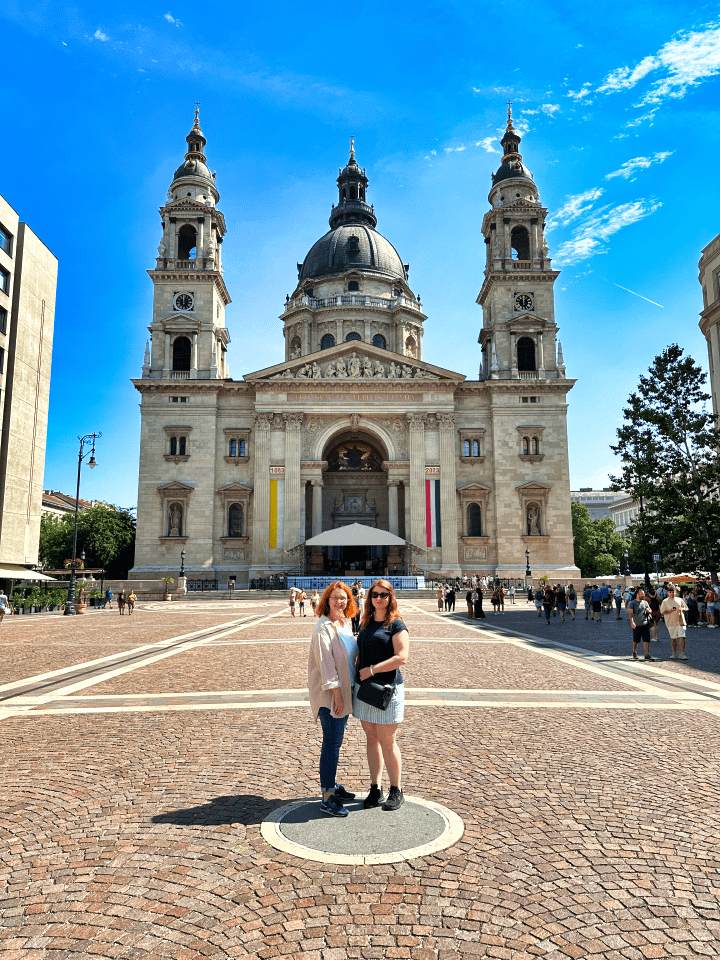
[1,598,719,958]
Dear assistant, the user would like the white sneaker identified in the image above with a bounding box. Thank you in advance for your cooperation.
[678,652,688,660]
[671,652,678,659]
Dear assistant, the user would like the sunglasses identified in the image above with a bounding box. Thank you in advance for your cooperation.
[370,591,390,599]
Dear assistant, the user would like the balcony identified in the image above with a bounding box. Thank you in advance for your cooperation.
[518,371,538,379]
[171,371,191,379]
[512,261,532,270]
[283,294,423,314]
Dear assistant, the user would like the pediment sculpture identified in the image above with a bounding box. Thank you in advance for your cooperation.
[271,351,439,381]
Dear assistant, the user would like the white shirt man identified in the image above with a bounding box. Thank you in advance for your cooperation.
[0,590,7,623]
[659,586,688,660]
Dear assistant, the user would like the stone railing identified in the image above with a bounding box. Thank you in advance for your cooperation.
[512,261,532,270]
[171,371,191,379]
[283,294,422,314]
[518,371,539,379]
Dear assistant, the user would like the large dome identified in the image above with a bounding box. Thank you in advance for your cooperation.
[299,223,406,283]
[172,157,214,184]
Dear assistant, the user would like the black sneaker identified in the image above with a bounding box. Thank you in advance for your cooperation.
[319,795,349,818]
[363,784,385,809]
[334,784,356,802]
[632,652,639,660]
[644,655,656,661]
[382,786,404,811]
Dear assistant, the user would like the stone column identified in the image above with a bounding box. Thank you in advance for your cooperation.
[388,480,400,536]
[336,317,343,346]
[190,331,198,380]
[437,414,460,571]
[538,332,546,379]
[164,332,171,377]
[283,413,303,553]
[312,480,323,536]
[407,413,427,551]
[250,413,272,573]
[169,218,177,260]
[530,217,539,262]
[503,218,510,261]
[196,218,205,263]
[510,331,517,378]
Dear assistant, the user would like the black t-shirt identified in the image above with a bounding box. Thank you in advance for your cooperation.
[357,618,407,685]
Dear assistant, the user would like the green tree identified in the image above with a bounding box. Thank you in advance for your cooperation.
[571,502,627,578]
[39,504,136,578]
[610,345,720,580]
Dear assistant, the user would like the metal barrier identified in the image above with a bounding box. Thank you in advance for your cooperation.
[186,579,219,592]
[249,577,288,591]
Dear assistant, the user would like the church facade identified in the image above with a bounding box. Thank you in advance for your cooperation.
[131,108,581,582]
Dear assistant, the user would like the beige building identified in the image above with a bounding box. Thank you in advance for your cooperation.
[0,196,57,566]
[131,109,580,583]
[699,232,720,418]
[571,487,628,521]
[609,495,640,538]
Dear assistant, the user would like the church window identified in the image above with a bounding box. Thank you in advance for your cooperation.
[372,334,386,349]
[472,439,479,457]
[230,439,237,457]
[346,332,362,342]
[467,503,482,537]
[350,184,357,200]
[179,436,186,455]
[463,439,470,457]
[172,336,192,371]
[320,334,335,350]
[348,280,360,291]
[177,224,197,259]
[517,337,536,371]
[239,439,246,456]
[228,503,243,538]
[532,436,539,455]
[170,437,177,456]
[522,436,530,455]
[305,288,313,298]
[342,188,347,200]
[510,226,530,260]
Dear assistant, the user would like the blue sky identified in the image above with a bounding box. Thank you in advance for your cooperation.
[2,0,719,508]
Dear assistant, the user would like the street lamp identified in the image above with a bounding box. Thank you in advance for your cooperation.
[64,433,101,616]
[180,549,186,578]
[525,548,532,589]
[623,547,631,578]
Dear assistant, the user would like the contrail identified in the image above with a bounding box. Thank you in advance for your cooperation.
[603,278,664,308]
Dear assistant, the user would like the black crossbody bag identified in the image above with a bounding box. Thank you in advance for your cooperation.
[356,628,396,711]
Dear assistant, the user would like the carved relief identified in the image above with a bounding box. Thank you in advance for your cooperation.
[269,351,439,381]
[465,546,487,560]
[223,547,246,561]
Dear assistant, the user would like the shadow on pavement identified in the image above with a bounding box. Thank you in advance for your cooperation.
[151,793,286,826]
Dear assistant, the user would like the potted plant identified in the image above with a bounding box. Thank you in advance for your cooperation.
[162,577,175,601]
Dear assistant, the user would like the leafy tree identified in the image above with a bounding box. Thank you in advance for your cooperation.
[571,502,627,578]
[610,345,720,580]
[39,504,136,578]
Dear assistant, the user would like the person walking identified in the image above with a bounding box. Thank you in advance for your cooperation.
[127,591,136,615]
[466,588,474,619]
[599,582,611,615]
[437,585,444,612]
[446,586,456,612]
[591,584,602,622]
[648,589,662,642]
[660,585,688,660]
[0,588,7,624]
[498,585,505,613]
[473,587,486,620]
[310,590,320,616]
[354,580,409,812]
[508,584,516,605]
[705,584,717,627]
[298,589,307,617]
[555,584,567,622]
[629,587,655,661]
[308,581,358,818]
[566,583,577,620]
[535,586,544,618]
[613,583,623,620]
[288,587,298,617]
[118,590,126,615]
[105,588,113,610]
[583,584,592,620]
[542,585,554,624]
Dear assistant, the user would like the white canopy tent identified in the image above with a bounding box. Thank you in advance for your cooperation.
[304,523,406,548]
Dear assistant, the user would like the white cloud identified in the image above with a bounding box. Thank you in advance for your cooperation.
[164,12,183,26]
[546,187,604,230]
[94,28,109,42]
[605,151,673,180]
[477,137,500,154]
[554,199,662,265]
[624,110,657,129]
[597,19,720,104]
[541,103,560,116]
[567,84,592,100]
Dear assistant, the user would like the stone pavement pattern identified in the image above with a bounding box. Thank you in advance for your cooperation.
[0,599,719,959]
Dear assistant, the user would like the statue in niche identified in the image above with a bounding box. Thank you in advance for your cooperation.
[348,354,362,378]
[325,360,336,378]
[311,362,322,379]
[336,357,347,378]
[168,503,183,537]
[374,359,386,378]
[290,346,301,360]
[401,364,414,379]
[527,503,541,536]
[388,362,399,379]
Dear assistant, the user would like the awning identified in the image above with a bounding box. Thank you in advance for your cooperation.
[0,565,59,582]
[305,523,406,547]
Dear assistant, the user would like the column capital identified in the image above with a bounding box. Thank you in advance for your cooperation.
[311,478,324,487]
[283,412,304,430]
[387,479,401,488]
[436,413,456,431]
[254,412,273,431]
[407,412,427,432]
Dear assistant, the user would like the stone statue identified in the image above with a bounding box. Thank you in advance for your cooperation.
[527,503,540,536]
[336,357,347,378]
[157,240,166,256]
[348,354,361,378]
[362,356,374,377]
[374,359,386,378]
[311,362,322,379]
[401,364,414,379]
[295,364,309,379]
[169,503,182,537]
[388,362,398,379]
[325,360,336,378]
[290,346,301,360]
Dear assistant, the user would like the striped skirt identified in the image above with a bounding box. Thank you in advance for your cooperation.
[352,682,405,724]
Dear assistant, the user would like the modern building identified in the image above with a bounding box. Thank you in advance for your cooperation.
[0,195,57,567]
[130,108,580,583]
[570,487,628,521]
[699,232,720,418]
[609,495,640,538]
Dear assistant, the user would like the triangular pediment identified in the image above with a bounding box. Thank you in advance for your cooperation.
[216,482,253,495]
[157,480,195,493]
[245,342,465,384]
[515,481,552,492]
[458,482,493,494]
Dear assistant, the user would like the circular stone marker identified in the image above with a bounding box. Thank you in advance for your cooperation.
[260,795,464,864]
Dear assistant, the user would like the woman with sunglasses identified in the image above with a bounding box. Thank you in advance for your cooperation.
[354,580,409,811]
[307,581,359,817]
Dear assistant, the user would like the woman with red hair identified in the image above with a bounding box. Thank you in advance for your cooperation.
[307,581,359,817]
[354,579,409,811]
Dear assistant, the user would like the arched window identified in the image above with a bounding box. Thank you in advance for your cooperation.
[532,436,539,455]
[320,334,335,350]
[177,224,197,259]
[228,503,243,538]
[464,440,470,457]
[517,337,536,372]
[472,439,480,457]
[170,437,177,456]
[341,188,347,200]
[172,336,192,371]
[348,280,360,291]
[230,439,237,457]
[467,503,482,537]
[510,226,530,260]
[523,436,530,455]
[372,334,387,349]
[178,436,186,455]
[346,332,362,342]
[350,184,357,199]
[239,439,246,456]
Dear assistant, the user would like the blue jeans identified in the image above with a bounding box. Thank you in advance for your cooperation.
[318,706,348,792]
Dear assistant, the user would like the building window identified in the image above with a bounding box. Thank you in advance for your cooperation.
[517,337,536,371]
[228,503,244,538]
[463,439,470,457]
[170,437,177,455]
[372,334,387,349]
[348,280,360,291]
[522,436,529,455]
[172,336,192,371]
[510,225,530,260]
[320,334,335,350]
[0,224,12,256]
[472,439,479,457]
[230,439,237,457]
[178,436,186,455]
[0,307,6,334]
[0,347,4,373]
[177,224,197,259]
[239,439,246,456]
[532,436,539,455]
[0,266,9,294]
[345,332,362,342]
[467,503,482,537]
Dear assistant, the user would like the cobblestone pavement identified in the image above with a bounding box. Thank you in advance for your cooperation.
[1,599,719,959]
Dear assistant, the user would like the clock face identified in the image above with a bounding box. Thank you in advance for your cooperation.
[514,293,534,312]
[174,293,194,312]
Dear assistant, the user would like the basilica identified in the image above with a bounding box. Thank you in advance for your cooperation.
[130,108,580,583]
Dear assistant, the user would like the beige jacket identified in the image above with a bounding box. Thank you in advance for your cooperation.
[659,596,688,628]
[307,616,354,721]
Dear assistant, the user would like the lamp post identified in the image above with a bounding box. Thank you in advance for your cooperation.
[180,549,186,578]
[623,547,631,578]
[64,433,100,616]
[525,548,532,590]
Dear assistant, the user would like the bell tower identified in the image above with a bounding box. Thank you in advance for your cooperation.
[476,106,565,382]
[142,107,231,381]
